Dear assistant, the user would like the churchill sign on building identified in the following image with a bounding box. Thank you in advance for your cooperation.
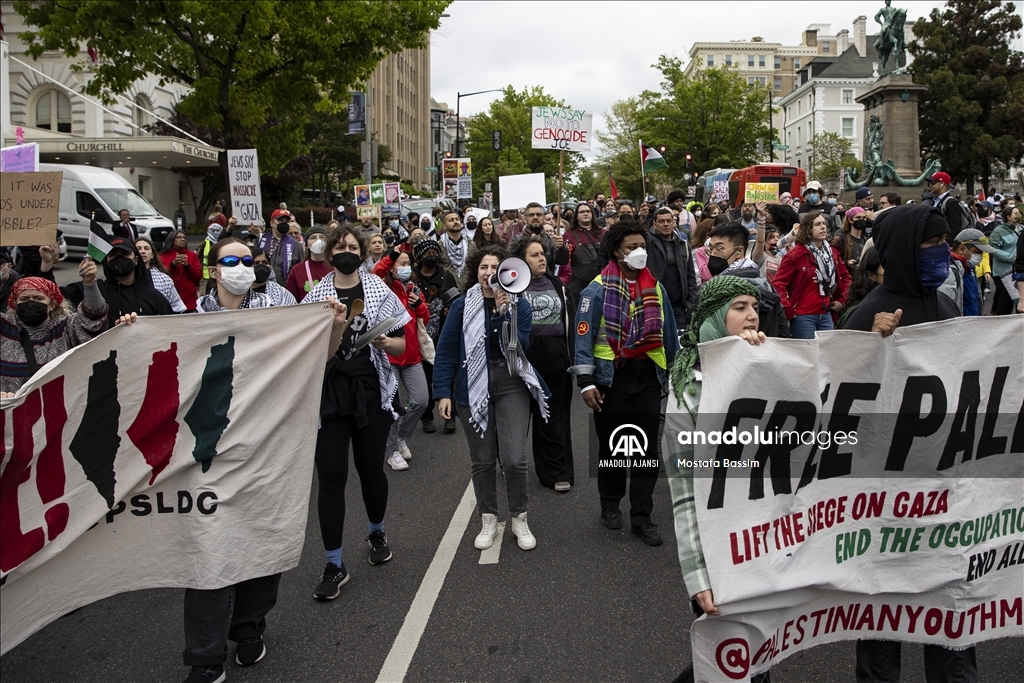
[531,106,593,152]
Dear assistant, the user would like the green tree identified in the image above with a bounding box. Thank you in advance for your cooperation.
[807,132,862,179]
[15,0,449,193]
[465,86,586,206]
[595,97,645,201]
[638,59,774,184]
[909,0,1024,193]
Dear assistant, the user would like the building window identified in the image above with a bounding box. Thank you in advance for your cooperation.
[842,117,855,138]
[759,76,767,86]
[809,122,813,140]
[707,54,714,67]
[787,106,791,118]
[35,90,72,133]
[725,54,732,67]
[774,76,782,91]
[797,158,802,169]
[748,55,754,67]
[794,58,801,70]
[798,127,802,146]
[797,100,802,115]
[138,175,151,200]
[842,89,854,105]
[748,76,756,86]
[822,42,830,54]
[775,56,782,69]
[759,55,766,67]
[133,94,152,136]
[787,131,792,147]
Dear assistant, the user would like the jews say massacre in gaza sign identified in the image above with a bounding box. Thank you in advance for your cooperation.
[531,107,593,152]
[663,317,1024,681]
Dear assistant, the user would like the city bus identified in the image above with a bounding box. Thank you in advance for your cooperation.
[695,164,806,208]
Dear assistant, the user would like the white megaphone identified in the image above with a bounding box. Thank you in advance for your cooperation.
[488,257,531,294]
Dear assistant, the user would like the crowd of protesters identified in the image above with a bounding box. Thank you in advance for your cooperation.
[2,176,1022,683]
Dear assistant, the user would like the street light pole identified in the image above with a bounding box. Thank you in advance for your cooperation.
[455,88,503,157]
[768,87,774,163]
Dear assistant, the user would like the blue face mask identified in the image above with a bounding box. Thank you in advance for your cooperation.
[396,265,413,282]
[807,193,820,204]
[919,242,950,293]
[828,197,837,205]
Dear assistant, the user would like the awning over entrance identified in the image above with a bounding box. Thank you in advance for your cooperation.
[31,135,222,168]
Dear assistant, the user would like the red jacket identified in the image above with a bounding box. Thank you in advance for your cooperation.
[772,242,851,320]
[372,253,430,366]
[159,248,202,311]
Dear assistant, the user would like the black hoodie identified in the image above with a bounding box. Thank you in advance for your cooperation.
[61,242,173,327]
[844,204,959,331]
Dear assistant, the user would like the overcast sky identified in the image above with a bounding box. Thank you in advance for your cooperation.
[430,1,1021,160]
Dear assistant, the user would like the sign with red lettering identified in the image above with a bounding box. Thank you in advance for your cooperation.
[663,316,1024,680]
[531,107,593,152]
[0,305,333,654]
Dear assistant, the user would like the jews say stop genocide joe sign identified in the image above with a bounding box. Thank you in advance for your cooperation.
[0,305,334,654]
[663,317,1024,681]
[531,106,593,152]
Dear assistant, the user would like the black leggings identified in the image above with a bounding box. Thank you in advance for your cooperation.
[314,400,394,552]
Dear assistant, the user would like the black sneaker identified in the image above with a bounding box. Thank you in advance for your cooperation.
[234,636,266,666]
[422,418,436,433]
[313,561,349,600]
[601,508,623,530]
[444,418,457,433]
[367,530,393,565]
[184,665,225,683]
[632,522,664,546]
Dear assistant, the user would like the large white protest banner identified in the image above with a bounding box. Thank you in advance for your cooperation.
[227,149,263,225]
[0,305,334,654]
[531,106,593,152]
[498,172,546,210]
[663,317,1024,681]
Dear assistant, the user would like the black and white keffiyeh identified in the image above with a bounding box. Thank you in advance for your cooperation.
[806,242,837,297]
[440,233,468,278]
[150,269,187,312]
[262,281,297,306]
[305,271,412,416]
[462,284,549,436]
[196,288,273,312]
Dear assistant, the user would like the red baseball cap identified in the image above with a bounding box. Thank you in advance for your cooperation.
[270,209,292,222]
[926,171,953,186]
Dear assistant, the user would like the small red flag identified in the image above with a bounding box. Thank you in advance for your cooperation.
[978,189,986,201]
[87,45,98,64]
[609,174,619,200]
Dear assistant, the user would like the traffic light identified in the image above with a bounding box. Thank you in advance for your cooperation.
[492,130,502,151]
[444,150,453,158]
[659,145,667,153]
[686,153,693,171]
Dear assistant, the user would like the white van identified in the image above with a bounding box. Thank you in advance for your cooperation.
[38,163,176,254]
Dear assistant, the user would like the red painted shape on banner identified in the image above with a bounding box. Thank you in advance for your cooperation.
[36,377,67,505]
[127,343,180,485]
[0,390,44,574]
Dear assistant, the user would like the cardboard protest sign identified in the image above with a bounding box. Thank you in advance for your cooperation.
[0,305,334,654]
[498,173,546,210]
[0,143,39,172]
[226,150,264,226]
[531,106,593,152]
[661,317,1024,681]
[0,171,62,246]
[355,185,371,207]
[745,182,779,203]
[712,180,730,203]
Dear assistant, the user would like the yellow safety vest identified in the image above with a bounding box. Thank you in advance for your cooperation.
[199,239,213,279]
[591,275,668,369]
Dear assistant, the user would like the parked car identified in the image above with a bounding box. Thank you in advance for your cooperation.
[38,163,175,254]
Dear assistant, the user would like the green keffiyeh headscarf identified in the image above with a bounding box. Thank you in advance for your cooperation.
[670,275,761,401]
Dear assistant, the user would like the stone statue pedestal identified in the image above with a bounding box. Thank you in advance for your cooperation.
[856,73,928,179]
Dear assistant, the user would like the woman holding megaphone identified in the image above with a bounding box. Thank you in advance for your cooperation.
[432,244,550,552]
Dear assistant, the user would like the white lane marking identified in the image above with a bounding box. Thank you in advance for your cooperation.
[375,481,475,683]
[478,522,505,565]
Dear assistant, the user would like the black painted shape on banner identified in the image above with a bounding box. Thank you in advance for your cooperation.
[184,336,235,473]
[69,350,120,509]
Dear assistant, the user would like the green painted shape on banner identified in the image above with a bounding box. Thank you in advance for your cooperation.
[184,336,235,473]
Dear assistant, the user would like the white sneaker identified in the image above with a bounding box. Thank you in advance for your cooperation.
[387,452,409,471]
[396,438,412,460]
[510,512,536,551]
[474,514,498,549]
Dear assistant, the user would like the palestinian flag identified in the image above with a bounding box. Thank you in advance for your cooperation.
[88,220,112,262]
[640,141,668,174]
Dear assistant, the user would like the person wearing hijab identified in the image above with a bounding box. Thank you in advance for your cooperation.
[0,269,114,395]
[662,275,769,683]
[433,244,549,552]
[573,217,680,547]
[840,203,973,683]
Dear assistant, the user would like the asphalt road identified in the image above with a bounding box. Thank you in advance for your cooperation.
[6,259,1022,683]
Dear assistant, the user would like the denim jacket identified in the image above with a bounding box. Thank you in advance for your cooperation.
[570,276,680,389]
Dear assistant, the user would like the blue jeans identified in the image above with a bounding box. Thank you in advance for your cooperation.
[790,313,834,339]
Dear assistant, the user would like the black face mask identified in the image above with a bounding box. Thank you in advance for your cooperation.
[852,220,868,231]
[331,252,361,275]
[708,254,731,276]
[276,221,290,235]
[16,300,49,326]
[107,256,135,277]
[421,256,439,268]
[254,264,272,284]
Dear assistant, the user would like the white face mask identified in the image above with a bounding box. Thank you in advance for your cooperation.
[622,247,648,270]
[967,253,982,268]
[218,264,256,295]
[310,239,326,255]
